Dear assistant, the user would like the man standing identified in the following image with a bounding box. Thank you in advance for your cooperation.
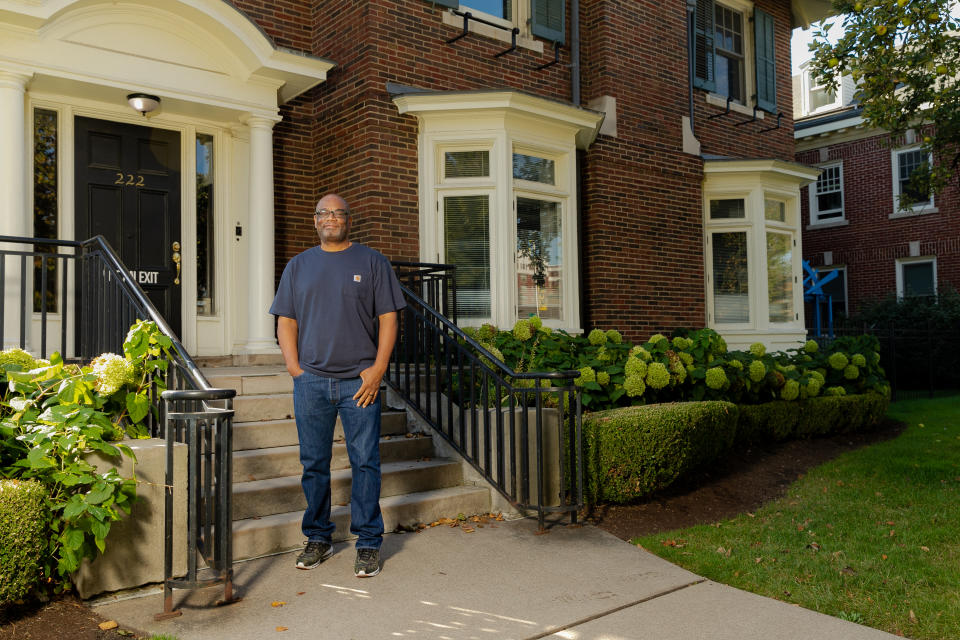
[270,193,405,578]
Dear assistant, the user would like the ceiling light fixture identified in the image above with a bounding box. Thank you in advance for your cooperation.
[127,93,161,116]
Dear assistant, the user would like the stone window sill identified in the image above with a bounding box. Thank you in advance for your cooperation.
[889,207,938,220]
[806,219,848,230]
[705,93,764,119]
[442,11,543,53]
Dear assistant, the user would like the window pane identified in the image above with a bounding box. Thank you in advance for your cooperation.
[714,4,744,102]
[513,153,555,184]
[444,195,490,319]
[764,199,785,222]
[710,198,745,219]
[898,150,931,205]
[516,198,562,321]
[33,108,58,313]
[196,134,215,316]
[767,232,793,323]
[903,262,934,297]
[712,231,749,323]
[445,150,489,179]
[810,86,836,111]
[462,0,511,19]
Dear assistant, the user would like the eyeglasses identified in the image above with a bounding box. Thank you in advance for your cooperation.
[315,208,349,221]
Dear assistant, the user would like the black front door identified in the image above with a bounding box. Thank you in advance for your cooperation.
[74,117,182,337]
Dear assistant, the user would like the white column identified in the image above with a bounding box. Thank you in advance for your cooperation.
[241,114,281,353]
[0,70,32,350]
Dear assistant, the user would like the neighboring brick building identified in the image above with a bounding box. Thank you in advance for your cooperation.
[794,63,960,322]
[1,0,829,356]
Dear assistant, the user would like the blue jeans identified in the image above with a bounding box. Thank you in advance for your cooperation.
[292,371,383,550]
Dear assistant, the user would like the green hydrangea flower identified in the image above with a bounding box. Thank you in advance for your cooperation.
[528,315,542,330]
[828,352,849,370]
[671,336,693,350]
[705,367,727,390]
[462,326,479,340]
[624,356,648,379]
[597,371,611,386]
[512,319,533,341]
[748,360,766,382]
[623,374,646,397]
[851,353,866,367]
[679,352,694,366]
[0,347,37,370]
[91,353,135,396]
[605,330,623,344]
[479,345,505,370]
[596,346,612,362]
[824,386,846,396]
[843,364,859,380]
[749,342,766,358]
[629,346,652,362]
[588,329,607,346]
[873,352,881,365]
[728,359,743,370]
[804,340,819,353]
[802,354,813,362]
[673,366,688,384]
[478,323,498,340]
[648,334,669,348]
[646,362,671,389]
[809,370,825,384]
[714,336,728,355]
[781,379,800,401]
[575,366,597,386]
[806,379,822,397]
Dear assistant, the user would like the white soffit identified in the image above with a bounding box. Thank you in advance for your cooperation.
[0,0,333,112]
[704,158,821,185]
[393,90,605,150]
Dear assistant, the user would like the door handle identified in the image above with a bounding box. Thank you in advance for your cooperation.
[172,241,181,285]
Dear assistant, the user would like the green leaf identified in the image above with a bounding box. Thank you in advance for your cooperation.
[9,397,34,412]
[63,497,88,519]
[27,446,56,469]
[86,482,113,505]
[62,527,84,551]
[125,391,150,424]
[57,377,94,405]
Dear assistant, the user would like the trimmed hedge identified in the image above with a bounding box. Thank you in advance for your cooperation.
[584,402,738,504]
[0,479,47,605]
[584,393,889,504]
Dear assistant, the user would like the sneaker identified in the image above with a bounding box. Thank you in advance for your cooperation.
[296,540,332,569]
[354,548,380,578]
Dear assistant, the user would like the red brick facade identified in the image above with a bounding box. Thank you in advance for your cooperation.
[236,0,800,340]
[798,130,960,315]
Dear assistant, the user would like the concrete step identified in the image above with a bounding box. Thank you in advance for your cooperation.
[231,412,408,449]
[232,458,463,521]
[206,368,292,396]
[232,434,434,482]
[232,392,408,425]
[232,485,491,560]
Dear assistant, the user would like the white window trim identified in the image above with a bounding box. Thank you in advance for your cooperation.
[802,68,843,116]
[815,264,847,317]
[705,0,757,111]
[808,161,844,225]
[896,256,937,299]
[891,146,937,216]
[441,3,542,52]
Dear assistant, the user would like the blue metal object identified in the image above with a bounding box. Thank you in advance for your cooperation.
[803,260,838,338]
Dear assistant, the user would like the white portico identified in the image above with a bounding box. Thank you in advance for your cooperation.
[0,0,333,356]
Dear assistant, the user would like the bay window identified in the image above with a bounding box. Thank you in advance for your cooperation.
[704,159,819,350]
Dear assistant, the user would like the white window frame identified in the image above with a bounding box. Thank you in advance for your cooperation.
[703,0,757,115]
[891,146,936,216]
[803,68,843,115]
[441,1,541,51]
[815,264,847,318]
[808,162,845,225]
[459,0,523,28]
[896,257,937,299]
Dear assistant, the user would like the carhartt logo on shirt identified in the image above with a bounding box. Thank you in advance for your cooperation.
[353,274,362,282]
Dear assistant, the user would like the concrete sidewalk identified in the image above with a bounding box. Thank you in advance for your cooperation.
[94,518,899,640]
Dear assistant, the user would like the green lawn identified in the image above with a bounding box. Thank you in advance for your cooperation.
[633,396,960,640]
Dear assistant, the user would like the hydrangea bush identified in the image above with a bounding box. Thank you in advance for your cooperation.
[461,320,888,410]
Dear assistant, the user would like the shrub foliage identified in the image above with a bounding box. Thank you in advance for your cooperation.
[0,479,47,605]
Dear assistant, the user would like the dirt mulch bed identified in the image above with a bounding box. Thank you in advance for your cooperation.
[0,594,144,640]
[588,417,906,541]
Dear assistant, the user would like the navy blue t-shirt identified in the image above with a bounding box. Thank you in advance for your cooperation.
[270,243,406,378]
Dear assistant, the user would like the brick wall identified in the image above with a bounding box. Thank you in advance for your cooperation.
[234,0,799,339]
[799,131,960,314]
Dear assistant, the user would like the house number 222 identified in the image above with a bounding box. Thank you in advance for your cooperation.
[114,173,145,187]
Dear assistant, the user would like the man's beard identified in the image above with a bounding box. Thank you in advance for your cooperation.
[319,225,348,243]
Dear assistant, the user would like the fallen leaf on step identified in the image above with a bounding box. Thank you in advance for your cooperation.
[297,592,306,596]
[462,527,475,533]
[405,433,415,439]
[271,601,286,607]
[276,626,288,632]
[98,621,118,631]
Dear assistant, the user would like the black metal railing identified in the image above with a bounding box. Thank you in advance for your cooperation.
[807,323,960,401]
[384,276,583,529]
[392,261,458,324]
[0,235,236,617]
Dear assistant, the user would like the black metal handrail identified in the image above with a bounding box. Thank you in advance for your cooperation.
[0,235,235,617]
[384,275,583,529]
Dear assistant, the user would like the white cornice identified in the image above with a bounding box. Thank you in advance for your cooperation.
[704,158,821,183]
[393,90,605,149]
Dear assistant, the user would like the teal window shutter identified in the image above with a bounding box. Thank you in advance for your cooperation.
[693,0,715,92]
[531,0,565,44]
[433,0,459,8]
[754,8,777,112]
